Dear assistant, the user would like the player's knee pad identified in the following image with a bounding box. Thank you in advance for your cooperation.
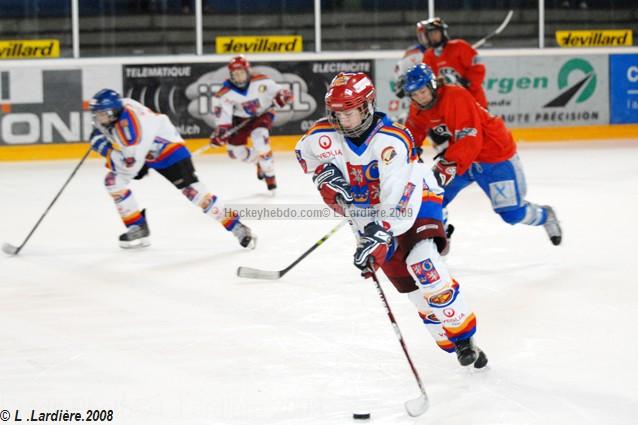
[405,239,452,292]
[227,144,253,162]
[104,172,130,200]
[250,127,271,153]
[498,205,527,225]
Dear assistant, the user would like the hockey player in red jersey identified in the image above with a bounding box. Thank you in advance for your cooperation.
[403,64,562,247]
[418,17,488,109]
[211,55,293,194]
[296,72,488,368]
[89,89,256,249]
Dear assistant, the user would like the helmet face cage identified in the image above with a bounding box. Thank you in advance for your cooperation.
[325,73,376,138]
[228,55,251,88]
[416,17,448,48]
[89,89,123,128]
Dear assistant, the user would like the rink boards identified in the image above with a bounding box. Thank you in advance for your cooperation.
[0,48,637,160]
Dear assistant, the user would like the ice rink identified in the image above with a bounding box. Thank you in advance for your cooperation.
[1,141,637,425]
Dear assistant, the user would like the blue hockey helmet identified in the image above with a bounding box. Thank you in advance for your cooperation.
[89,89,123,127]
[403,64,439,109]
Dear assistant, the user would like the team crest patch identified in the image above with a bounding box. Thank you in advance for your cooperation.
[381,146,397,165]
[258,84,267,92]
[410,259,441,285]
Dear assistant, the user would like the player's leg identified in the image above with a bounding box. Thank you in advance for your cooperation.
[405,239,487,368]
[250,126,277,192]
[104,171,150,248]
[154,155,256,248]
[474,155,562,245]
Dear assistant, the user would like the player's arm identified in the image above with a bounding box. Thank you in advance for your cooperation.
[211,92,234,145]
[459,41,488,107]
[404,105,429,154]
[295,127,352,215]
[264,79,293,109]
[440,90,484,177]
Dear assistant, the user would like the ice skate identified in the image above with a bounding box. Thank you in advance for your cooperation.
[232,222,257,249]
[119,210,150,249]
[265,175,277,195]
[455,338,488,369]
[542,205,562,246]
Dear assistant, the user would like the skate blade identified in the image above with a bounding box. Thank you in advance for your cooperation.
[119,237,151,249]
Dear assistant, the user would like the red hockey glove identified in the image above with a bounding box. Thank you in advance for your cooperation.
[273,89,293,108]
[353,222,392,278]
[210,125,231,147]
[432,157,457,187]
[312,163,353,216]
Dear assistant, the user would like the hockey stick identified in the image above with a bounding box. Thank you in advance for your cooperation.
[192,106,275,157]
[342,204,429,417]
[368,265,430,417]
[236,219,347,280]
[472,9,514,49]
[2,146,93,256]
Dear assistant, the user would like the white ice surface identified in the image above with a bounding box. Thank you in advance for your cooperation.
[1,141,637,425]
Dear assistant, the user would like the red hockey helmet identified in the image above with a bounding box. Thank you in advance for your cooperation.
[325,72,376,137]
[416,17,449,48]
[228,55,251,88]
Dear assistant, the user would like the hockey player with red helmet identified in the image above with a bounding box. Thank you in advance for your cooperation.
[417,17,488,109]
[211,55,293,193]
[295,72,488,368]
[403,63,562,247]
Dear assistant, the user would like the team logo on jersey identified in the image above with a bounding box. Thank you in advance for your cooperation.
[443,308,456,318]
[318,135,332,149]
[396,182,415,213]
[381,146,397,165]
[258,84,267,93]
[454,127,477,140]
[410,259,441,285]
[241,99,261,116]
[213,106,222,118]
[428,281,459,307]
[347,161,380,205]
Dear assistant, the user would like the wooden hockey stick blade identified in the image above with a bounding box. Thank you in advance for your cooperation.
[2,243,19,256]
[236,266,282,280]
[404,393,429,417]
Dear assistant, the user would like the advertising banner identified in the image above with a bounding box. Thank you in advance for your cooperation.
[0,65,122,145]
[122,59,374,138]
[610,53,638,124]
[215,35,303,54]
[482,54,609,127]
[555,30,633,48]
[0,40,60,59]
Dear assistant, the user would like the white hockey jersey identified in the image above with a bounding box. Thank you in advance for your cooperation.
[94,98,185,177]
[295,115,443,236]
[212,75,283,127]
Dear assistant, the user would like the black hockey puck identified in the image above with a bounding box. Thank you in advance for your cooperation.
[353,411,371,420]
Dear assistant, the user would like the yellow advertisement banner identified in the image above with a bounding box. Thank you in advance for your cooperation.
[0,39,60,59]
[556,30,633,47]
[216,35,302,54]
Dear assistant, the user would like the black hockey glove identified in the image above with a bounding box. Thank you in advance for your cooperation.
[313,163,353,216]
[353,222,392,278]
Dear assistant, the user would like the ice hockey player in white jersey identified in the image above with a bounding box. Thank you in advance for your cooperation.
[211,55,293,193]
[89,89,256,249]
[295,73,488,368]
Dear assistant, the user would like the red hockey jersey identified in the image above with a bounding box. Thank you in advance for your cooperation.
[423,39,488,109]
[405,85,516,176]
